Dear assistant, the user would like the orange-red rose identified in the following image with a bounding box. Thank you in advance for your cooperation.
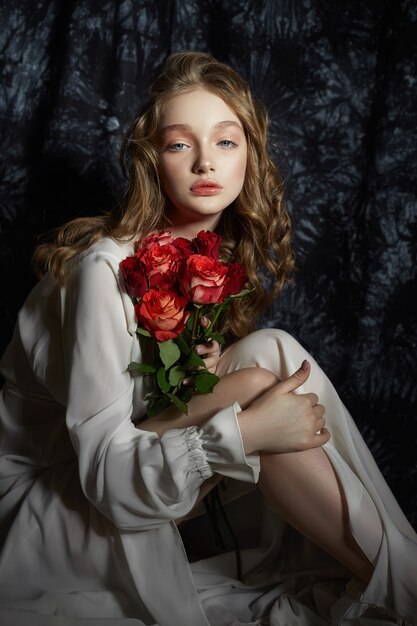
[180,255,228,304]
[138,243,184,289]
[135,288,189,341]
[135,230,174,252]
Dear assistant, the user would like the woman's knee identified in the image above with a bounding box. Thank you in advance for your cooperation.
[218,328,295,377]
[227,367,278,409]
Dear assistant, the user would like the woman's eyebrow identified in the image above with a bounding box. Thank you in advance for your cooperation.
[160,120,243,134]
[160,123,192,134]
[214,120,243,131]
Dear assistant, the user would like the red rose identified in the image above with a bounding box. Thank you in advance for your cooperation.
[134,230,174,253]
[120,256,147,298]
[193,230,221,259]
[135,288,190,341]
[138,243,183,289]
[222,262,247,298]
[171,236,195,258]
[181,254,228,304]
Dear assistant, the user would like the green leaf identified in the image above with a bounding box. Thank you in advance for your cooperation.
[166,392,188,415]
[156,367,171,393]
[128,362,157,374]
[194,372,220,394]
[185,351,205,368]
[207,331,225,345]
[186,314,194,332]
[175,334,190,355]
[147,396,171,418]
[136,327,152,337]
[158,339,181,369]
[229,287,255,299]
[169,365,185,387]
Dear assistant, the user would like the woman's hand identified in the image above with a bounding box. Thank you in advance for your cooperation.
[238,361,330,455]
[194,315,221,374]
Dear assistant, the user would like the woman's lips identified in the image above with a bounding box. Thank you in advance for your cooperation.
[190,180,223,196]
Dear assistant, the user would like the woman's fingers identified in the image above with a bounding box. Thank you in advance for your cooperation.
[195,339,221,374]
[201,356,219,373]
[194,316,223,373]
[313,402,326,418]
[304,392,319,407]
[238,378,331,455]
[313,427,331,447]
[274,359,311,395]
[196,339,218,355]
[199,315,210,328]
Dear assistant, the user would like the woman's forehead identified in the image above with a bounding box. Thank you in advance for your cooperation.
[158,87,243,131]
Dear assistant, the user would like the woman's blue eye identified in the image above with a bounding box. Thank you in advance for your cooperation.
[218,140,237,148]
[168,143,187,151]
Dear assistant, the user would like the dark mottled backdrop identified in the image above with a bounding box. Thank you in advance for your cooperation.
[1,1,416,525]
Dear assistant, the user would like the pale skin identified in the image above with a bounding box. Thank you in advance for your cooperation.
[139,87,374,583]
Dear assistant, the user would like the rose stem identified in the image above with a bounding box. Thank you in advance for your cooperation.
[191,306,200,341]
[205,302,225,337]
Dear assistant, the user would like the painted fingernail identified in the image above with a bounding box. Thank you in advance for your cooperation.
[301,359,309,371]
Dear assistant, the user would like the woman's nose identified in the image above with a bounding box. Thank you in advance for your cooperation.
[193,147,215,173]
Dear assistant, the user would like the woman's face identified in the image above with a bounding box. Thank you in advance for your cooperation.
[157,87,247,234]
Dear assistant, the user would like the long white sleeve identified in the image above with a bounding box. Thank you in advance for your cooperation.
[61,244,259,531]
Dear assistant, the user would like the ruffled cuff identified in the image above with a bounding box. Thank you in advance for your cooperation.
[199,402,260,483]
[159,426,213,486]
[159,403,259,492]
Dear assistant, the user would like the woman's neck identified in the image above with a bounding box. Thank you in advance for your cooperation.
[164,224,204,240]
[163,215,221,240]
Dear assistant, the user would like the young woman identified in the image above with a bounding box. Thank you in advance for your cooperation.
[0,51,416,626]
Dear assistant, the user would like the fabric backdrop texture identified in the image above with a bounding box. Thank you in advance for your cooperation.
[0,0,416,526]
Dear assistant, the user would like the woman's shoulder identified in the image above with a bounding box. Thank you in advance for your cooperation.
[65,236,135,280]
[82,236,135,264]
[58,237,135,299]
[63,236,138,334]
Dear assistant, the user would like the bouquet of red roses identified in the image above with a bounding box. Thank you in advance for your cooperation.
[120,230,251,417]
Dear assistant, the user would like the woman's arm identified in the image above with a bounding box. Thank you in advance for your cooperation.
[140,361,329,454]
[60,247,256,531]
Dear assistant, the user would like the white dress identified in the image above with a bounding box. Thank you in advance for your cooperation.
[0,237,416,626]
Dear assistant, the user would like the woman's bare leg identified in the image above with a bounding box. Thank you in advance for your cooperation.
[259,449,374,582]
[139,367,374,582]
